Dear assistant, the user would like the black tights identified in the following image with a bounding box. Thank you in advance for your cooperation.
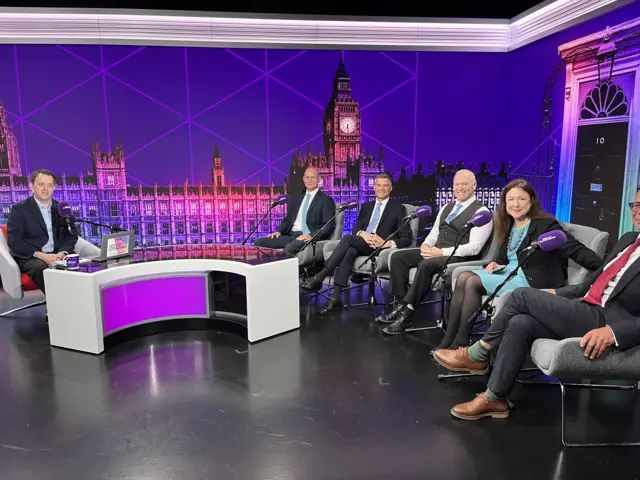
[436,271,487,350]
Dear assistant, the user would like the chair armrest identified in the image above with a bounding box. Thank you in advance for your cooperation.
[449,262,489,291]
[531,338,640,381]
[386,247,420,272]
[322,239,342,263]
[0,246,24,300]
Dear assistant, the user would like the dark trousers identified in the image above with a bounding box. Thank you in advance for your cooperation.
[254,231,305,255]
[17,257,49,294]
[388,248,460,306]
[483,288,605,398]
[324,234,374,287]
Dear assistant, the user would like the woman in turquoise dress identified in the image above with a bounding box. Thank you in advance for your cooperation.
[434,179,604,352]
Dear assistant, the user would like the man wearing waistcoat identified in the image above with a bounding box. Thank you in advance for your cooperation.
[379,169,493,334]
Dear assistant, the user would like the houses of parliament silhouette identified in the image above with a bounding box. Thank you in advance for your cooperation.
[0,54,509,246]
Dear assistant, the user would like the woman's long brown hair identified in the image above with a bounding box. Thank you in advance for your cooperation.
[493,179,550,245]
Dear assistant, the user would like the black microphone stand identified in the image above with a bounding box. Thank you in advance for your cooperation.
[403,227,469,334]
[297,208,347,300]
[76,218,123,232]
[347,216,413,316]
[241,203,280,246]
[466,248,537,327]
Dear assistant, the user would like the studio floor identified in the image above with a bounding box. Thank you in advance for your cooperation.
[0,288,639,480]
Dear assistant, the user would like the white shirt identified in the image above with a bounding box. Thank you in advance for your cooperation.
[292,188,319,232]
[423,196,493,257]
[357,197,397,248]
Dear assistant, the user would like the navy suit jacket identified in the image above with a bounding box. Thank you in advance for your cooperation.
[557,232,640,351]
[7,196,78,260]
[352,199,413,249]
[277,190,336,241]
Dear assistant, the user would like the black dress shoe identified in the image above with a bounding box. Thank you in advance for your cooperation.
[375,303,405,324]
[300,278,322,292]
[320,298,342,315]
[382,309,415,335]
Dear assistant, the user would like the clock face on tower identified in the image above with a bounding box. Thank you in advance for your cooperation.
[339,117,356,134]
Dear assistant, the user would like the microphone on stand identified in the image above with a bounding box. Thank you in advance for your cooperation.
[297,199,359,256]
[242,194,290,245]
[356,204,432,271]
[466,229,568,324]
[57,201,77,234]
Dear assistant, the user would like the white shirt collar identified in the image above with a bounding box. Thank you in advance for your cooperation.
[305,188,319,197]
[375,197,390,206]
[454,195,477,208]
[34,197,52,211]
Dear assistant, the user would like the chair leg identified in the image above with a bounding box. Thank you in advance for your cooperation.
[437,371,483,380]
[558,381,640,448]
[0,300,47,317]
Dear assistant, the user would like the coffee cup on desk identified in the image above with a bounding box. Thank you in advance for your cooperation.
[66,254,79,270]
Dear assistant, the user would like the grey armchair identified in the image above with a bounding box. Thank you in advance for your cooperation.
[296,209,345,270]
[321,204,419,310]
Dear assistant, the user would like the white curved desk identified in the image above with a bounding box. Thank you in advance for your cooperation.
[43,245,300,354]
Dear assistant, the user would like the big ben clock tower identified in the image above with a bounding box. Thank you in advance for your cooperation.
[323,52,361,180]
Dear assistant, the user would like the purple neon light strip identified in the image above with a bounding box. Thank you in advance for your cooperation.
[100,46,112,149]
[13,46,28,174]
[270,165,289,178]
[267,50,306,74]
[184,48,195,184]
[21,72,102,121]
[191,75,265,121]
[225,48,264,73]
[361,131,412,164]
[126,121,189,159]
[101,275,209,335]
[56,45,100,70]
[379,52,415,76]
[126,173,151,186]
[360,76,415,112]
[267,75,324,110]
[237,165,268,184]
[23,120,91,156]
[105,47,146,70]
[265,50,272,185]
[191,121,266,165]
[271,132,323,166]
[105,72,187,120]
[412,52,419,171]
[511,124,562,173]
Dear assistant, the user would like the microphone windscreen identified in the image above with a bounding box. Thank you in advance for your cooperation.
[471,209,492,227]
[57,201,72,217]
[537,229,567,252]
[275,194,290,206]
[414,205,432,219]
[342,199,359,210]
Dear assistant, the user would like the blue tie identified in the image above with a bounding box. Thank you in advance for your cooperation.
[301,193,312,235]
[445,203,464,224]
[366,202,383,233]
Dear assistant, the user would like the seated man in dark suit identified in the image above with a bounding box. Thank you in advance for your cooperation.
[7,169,78,294]
[433,188,640,421]
[254,167,335,255]
[379,169,493,334]
[300,173,413,314]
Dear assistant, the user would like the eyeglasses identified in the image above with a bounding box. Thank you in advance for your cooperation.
[630,202,640,210]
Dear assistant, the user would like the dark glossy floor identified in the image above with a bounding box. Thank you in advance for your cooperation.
[0,287,639,480]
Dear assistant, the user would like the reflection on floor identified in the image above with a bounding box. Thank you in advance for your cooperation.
[0,286,638,479]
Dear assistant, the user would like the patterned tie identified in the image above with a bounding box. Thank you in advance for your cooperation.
[582,236,640,306]
[300,193,312,235]
[445,203,464,224]
[366,202,383,233]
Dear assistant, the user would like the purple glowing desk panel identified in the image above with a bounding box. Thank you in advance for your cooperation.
[101,274,210,335]
[90,245,293,336]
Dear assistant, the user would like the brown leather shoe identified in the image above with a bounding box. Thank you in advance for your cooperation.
[451,393,509,420]
[433,347,488,375]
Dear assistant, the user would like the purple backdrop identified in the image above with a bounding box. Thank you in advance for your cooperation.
[0,1,637,246]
